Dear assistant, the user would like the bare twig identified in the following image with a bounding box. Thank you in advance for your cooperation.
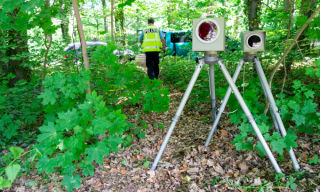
[261,2,284,13]
[266,5,320,104]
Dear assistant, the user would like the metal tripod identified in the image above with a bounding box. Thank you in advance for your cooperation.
[150,53,301,173]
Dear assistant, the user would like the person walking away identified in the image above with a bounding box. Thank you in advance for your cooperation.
[139,17,166,80]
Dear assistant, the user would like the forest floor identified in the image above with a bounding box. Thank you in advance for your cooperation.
[5,86,320,192]
[3,60,320,192]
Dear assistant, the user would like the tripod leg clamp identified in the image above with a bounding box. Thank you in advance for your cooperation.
[247,115,256,123]
[171,115,180,122]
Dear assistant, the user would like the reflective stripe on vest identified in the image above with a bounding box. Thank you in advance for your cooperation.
[141,26,162,52]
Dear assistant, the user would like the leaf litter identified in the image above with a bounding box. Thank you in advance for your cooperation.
[3,89,320,192]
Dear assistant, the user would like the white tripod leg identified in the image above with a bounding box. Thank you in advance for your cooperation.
[217,59,282,173]
[254,58,301,171]
[205,59,244,147]
[208,63,217,135]
[150,61,205,171]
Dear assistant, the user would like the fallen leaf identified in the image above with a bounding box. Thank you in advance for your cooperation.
[187,167,199,173]
[220,129,228,137]
[120,170,128,175]
[215,150,220,156]
[201,158,207,166]
[213,164,225,175]
[207,159,214,167]
[239,163,248,174]
[234,170,239,177]
[254,178,262,186]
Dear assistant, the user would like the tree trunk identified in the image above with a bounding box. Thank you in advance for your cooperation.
[111,0,114,41]
[136,7,139,43]
[59,0,71,45]
[101,0,108,34]
[71,0,91,95]
[247,0,261,31]
[6,9,31,87]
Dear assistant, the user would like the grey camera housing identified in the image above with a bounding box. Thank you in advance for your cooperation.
[241,31,266,52]
[192,17,225,52]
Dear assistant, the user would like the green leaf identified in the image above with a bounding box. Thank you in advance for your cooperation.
[138,131,146,139]
[79,162,95,176]
[270,133,287,155]
[292,80,302,90]
[3,123,18,139]
[284,131,298,150]
[258,123,270,135]
[85,142,110,165]
[0,176,12,189]
[301,99,317,114]
[56,109,79,131]
[159,124,164,129]
[62,165,76,175]
[308,155,319,164]
[290,183,297,190]
[143,161,150,167]
[36,156,57,174]
[62,174,82,192]
[153,123,158,128]
[65,136,84,152]
[5,163,21,181]
[9,147,24,159]
[305,67,314,77]
[37,122,63,143]
[92,117,111,135]
[25,181,37,187]
[255,142,266,157]
[292,114,306,126]
[304,90,315,99]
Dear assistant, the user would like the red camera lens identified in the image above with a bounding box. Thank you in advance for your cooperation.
[198,21,218,42]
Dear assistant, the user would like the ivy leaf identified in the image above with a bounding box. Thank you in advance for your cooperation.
[106,135,123,152]
[3,123,18,139]
[85,142,110,165]
[301,99,317,114]
[270,133,287,155]
[55,152,76,168]
[65,136,84,152]
[292,114,306,126]
[92,117,111,135]
[258,123,270,135]
[0,176,12,189]
[79,162,95,176]
[284,131,298,151]
[62,165,76,175]
[5,163,21,182]
[36,156,57,174]
[38,88,58,105]
[308,155,320,164]
[9,147,24,159]
[61,174,82,192]
[53,73,66,89]
[304,90,315,99]
[37,122,63,143]
[292,80,302,90]
[56,109,79,131]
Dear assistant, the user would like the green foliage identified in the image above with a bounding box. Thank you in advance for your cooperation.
[0,74,42,147]
[308,155,320,165]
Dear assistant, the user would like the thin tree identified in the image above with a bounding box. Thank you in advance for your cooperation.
[71,0,91,95]
[111,0,114,41]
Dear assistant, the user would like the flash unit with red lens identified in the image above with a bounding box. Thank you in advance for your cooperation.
[192,17,225,52]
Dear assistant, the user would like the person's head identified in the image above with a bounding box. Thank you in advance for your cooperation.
[148,17,154,24]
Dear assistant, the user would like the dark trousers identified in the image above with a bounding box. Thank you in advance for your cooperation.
[145,52,160,80]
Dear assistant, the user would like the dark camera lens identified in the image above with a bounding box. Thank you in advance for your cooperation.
[247,35,261,48]
[198,21,218,42]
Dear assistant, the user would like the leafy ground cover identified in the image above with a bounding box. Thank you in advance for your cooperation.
[1,56,320,191]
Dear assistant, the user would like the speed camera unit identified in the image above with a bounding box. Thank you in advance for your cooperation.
[192,17,225,52]
[241,31,266,52]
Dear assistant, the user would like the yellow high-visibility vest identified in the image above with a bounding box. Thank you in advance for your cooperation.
[141,25,162,52]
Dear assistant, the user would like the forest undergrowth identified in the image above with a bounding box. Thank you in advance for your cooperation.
[1,52,320,191]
